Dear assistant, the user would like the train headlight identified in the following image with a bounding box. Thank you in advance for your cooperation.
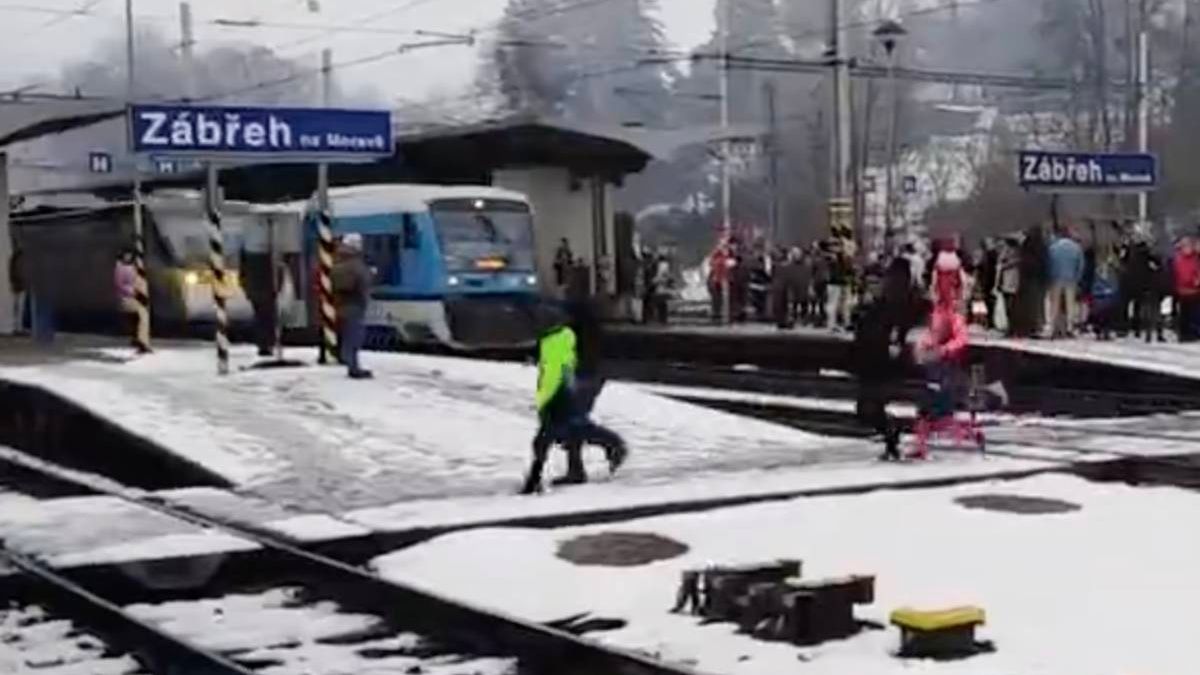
[524,275,537,286]
[184,271,200,286]
[448,275,461,287]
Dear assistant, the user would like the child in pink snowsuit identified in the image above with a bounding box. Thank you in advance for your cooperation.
[912,260,978,459]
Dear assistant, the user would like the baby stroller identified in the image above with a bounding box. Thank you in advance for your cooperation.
[910,303,1006,460]
[912,362,995,459]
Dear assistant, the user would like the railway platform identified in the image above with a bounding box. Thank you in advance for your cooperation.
[2,335,1200,674]
[610,322,1200,393]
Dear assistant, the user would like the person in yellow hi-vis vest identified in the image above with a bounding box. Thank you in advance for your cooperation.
[521,303,627,495]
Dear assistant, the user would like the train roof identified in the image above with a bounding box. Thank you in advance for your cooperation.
[323,184,531,218]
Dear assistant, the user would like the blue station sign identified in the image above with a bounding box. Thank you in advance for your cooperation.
[129,104,393,159]
[1018,150,1157,191]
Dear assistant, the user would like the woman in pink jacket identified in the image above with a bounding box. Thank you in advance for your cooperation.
[113,250,139,346]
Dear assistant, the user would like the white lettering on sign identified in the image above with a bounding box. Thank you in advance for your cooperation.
[139,111,170,146]
[139,110,297,151]
[326,132,387,150]
[1023,154,1106,186]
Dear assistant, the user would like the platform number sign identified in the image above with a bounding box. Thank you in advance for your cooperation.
[88,151,113,174]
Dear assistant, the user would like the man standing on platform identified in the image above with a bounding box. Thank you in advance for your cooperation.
[331,233,373,379]
[1046,227,1084,338]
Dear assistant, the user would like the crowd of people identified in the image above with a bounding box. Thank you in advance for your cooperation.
[704,221,1200,344]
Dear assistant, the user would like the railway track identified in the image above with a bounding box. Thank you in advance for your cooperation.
[674,393,1200,487]
[0,450,697,675]
[612,361,1200,418]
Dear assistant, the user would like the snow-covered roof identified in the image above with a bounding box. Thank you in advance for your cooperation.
[325,184,531,218]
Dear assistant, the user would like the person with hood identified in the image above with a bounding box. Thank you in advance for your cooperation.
[853,269,904,461]
[911,289,972,460]
[1172,236,1200,342]
[1046,228,1085,338]
[521,302,627,494]
[331,233,373,379]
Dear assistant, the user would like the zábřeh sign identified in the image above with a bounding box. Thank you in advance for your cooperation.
[1018,150,1156,191]
[130,104,393,158]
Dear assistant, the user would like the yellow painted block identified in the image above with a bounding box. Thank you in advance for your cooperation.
[890,606,985,632]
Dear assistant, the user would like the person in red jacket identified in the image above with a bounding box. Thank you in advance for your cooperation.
[1172,237,1200,342]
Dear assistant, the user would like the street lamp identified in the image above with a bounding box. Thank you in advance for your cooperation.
[874,19,907,249]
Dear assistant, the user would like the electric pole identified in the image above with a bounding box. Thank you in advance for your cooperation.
[719,0,732,325]
[829,0,855,254]
[764,80,780,248]
[1136,1,1150,229]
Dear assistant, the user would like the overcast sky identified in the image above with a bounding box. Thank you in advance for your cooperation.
[0,0,715,102]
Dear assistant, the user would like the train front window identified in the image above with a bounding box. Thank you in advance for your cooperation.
[431,199,534,272]
[363,234,401,286]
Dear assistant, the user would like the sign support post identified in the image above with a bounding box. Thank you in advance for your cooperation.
[316,48,336,365]
[126,0,151,354]
[206,164,229,376]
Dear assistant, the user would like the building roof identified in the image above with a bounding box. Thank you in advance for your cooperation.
[0,97,124,148]
[395,114,656,179]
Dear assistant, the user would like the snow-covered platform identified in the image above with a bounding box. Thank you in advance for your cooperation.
[613,322,1200,383]
[0,344,858,512]
[372,473,1200,675]
[978,334,1200,381]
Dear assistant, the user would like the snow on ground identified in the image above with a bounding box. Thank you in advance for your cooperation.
[126,588,517,675]
[344,452,1058,535]
[0,492,255,566]
[373,473,1200,675]
[0,605,145,675]
[0,346,839,511]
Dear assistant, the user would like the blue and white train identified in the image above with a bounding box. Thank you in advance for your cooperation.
[307,184,542,350]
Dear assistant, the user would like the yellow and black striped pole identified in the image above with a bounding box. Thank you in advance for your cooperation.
[317,210,338,364]
[206,168,229,376]
[828,197,856,256]
[130,192,151,354]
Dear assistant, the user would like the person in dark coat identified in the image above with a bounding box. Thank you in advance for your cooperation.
[9,247,26,335]
[553,238,574,292]
[789,248,813,324]
[331,233,373,379]
[853,272,904,461]
[1015,224,1048,337]
[1122,238,1165,341]
[810,243,831,326]
[978,239,999,329]
[559,298,627,485]
[241,252,280,358]
[882,252,917,346]
[769,248,793,329]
